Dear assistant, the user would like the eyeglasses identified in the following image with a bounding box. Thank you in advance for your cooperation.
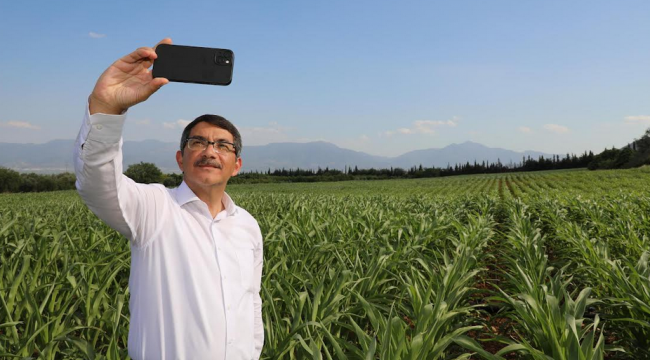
[185,137,237,155]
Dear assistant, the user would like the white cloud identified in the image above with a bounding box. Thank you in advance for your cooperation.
[89,32,106,39]
[414,118,459,133]
[543,124,570,134]
[359,134,370,142]
[386,116,460,136]
[239,122,293,145]
[624,115,650,125]
[518,126,532,134]
[0,121,41,130]
[162,119,191,129]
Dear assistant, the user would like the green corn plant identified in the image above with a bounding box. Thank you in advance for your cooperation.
[495,274,609,360]
[603,252,650,357]
[494,199,615,359]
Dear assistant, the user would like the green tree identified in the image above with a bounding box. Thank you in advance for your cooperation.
[628,128,650,167]
[637,128,650,152]
[0,167,21,192]
[124,162,163,184]
[163,173,183,188]
[54,172,77,190]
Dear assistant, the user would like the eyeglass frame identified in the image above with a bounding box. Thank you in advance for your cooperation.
[183,136,238,156]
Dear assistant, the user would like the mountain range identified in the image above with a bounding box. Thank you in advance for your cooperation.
[0,140,552,174]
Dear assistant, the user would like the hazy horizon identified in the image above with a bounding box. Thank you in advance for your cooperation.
[0,138,565,159]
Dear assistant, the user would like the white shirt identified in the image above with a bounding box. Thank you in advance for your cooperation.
[73,104,264,360]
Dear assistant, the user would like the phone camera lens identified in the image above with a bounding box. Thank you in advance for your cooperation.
[215,52,232,66]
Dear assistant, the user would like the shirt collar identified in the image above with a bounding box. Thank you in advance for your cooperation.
[175,181,238,216]
[221,191,238,216]
[175,181,199,206]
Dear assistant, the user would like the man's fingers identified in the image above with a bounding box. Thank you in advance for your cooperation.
[152,77,169,87]
[148,77,169,92]
[140,39,173,70]
[121,47,157,65]
[153,38,173,52]
[136,47,157,61]
[136,77,169,104]
[119,39,172,68]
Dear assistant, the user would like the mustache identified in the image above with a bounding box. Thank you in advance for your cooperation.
[194,157,222,169]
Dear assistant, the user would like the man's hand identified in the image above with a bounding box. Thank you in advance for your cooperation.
[89,38,173,115]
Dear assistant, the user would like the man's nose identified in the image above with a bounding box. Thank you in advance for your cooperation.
[200,146,218,157]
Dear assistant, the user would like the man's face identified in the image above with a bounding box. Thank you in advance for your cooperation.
[175,122,242,190]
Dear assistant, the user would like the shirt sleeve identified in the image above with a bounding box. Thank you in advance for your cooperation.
[252,226,264,359]
[73,101,169,247]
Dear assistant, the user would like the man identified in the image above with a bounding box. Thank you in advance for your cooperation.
[73,38,264,360]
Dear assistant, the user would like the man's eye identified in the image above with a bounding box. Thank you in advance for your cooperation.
[217,144,229,151]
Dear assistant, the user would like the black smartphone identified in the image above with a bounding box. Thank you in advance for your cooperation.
[152,44,234,86]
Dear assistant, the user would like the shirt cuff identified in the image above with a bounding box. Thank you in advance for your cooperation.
[86,104,128,144]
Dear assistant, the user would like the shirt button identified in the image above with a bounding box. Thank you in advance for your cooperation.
[228,339,233,344]
[94,124,103,130]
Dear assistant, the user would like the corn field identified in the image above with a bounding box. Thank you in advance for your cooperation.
[1,167,649,359]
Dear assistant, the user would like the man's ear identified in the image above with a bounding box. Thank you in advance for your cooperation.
[176,151,184,172]
[232,157,242,176]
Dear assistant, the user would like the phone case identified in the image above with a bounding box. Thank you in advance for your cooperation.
[152,44,234,86]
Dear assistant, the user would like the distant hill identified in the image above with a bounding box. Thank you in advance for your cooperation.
[241,141,388,171]
[0,139,554,174]
[394,141,549,168]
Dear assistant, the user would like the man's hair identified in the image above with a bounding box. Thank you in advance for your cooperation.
[180,115,242,158]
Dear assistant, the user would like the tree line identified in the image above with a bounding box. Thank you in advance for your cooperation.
[229,151,597,184]
[587,128,650,170]
[0,170,76,193]
[1,129,648,192]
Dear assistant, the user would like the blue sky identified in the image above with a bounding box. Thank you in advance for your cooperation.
[1,0,649,157]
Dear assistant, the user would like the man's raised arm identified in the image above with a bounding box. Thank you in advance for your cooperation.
[74,39,171,244]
